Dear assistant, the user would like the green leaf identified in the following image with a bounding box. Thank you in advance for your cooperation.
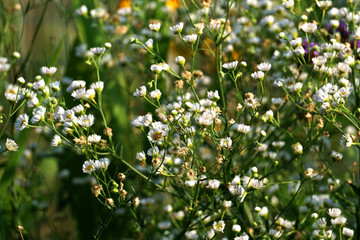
[49,34,65,67]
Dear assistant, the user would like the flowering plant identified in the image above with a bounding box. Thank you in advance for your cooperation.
[1,0,360,239]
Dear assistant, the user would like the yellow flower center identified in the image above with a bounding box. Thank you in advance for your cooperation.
[152,131,163,141]
[86,165,95,172]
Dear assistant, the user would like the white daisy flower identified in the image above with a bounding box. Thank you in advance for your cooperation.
[33,79,46,91]
[183,34,197,43]
[71,88,86,99]
[313,89,329,103]
[90,81,104,92]
[259,206,268,217]
[88,134,101,143]
[209,19,221,31]
[78,114,95,128]
[157,221,171,230]
[220,137,232,149]
[149,22,161,32]
[244,97,259,109]
[185,230,198,239]
[334,87,352,100]
[207,179,220,190]
[207,90,220,100]
[238,123,251,133]
[232,224,241,232]
[213,220,225,233]
[6,138,19,151]
[294,46,306,56]
[290,37,302,47]
[250,179,263,189]
[271,97,284,106]
[185,180,196,187]
[148,123,169,143]
[82,160,96,174]
[317,218,327,228]
[75,5,88,16]
[319,102,331,114]
[150,89,162,100]
[66,80,86,93]
[312,56,327,66]
[72,104,84,114]
[15,114,29,131]
[316,1,332,9]
[328,208,342,218]
[340,133,352,148]
[85,89,96,100]
[150,64,163,74]
[136,151,146,161]
[31,106,46,123]
[269,229,282,238]
[301,22,317,33]
[17,77,25,84]
[194,22,204,34]
[228,184,246,198]
[0,57,10,72]
[51,134,62,147]
[175,56,185,65]
[262,110,274,122]
[355,27,360,40]
[200,99,213,107]
[90,47,106,55]
[339,78,350,87]
[257,62,271,72]
[330,151,343,161]
[5,84,23,102]
[234,234,249,240]
[133,86,146,97]
[342,227,354,238]
[223,200,232,209]
[169,22,184,34]
[90,8,106,19]
[53,106,65,121]
[160,63,169,71]
[251,71,264,80]
[40,66,57,76]
[50,81,60,91]
[272,141,285,148]
[222,60,238,70]
[197,109,217,126]
[287,82,303,93]
[131,113,153,128]
[331,216,347,225]
[145,39,153,49]
[95,158,110,170]
[62,110,77,126]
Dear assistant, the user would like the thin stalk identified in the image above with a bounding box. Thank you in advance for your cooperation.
[94,208,115,240]
[269,179,306,229]
[18,0,50,75]
[216,44,226,113]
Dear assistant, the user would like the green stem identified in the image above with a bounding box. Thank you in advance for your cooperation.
[216,44,226,113]
[269,179,306,229]
[17,0,50,75]
[93,208,115,240]
[112,152,162,189]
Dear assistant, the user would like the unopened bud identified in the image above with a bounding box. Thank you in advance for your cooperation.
[118,173,126,181]
[106,198,114,206]
[12,52,21,59]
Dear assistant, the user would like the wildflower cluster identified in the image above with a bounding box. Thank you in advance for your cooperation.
[1,0,360,239]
